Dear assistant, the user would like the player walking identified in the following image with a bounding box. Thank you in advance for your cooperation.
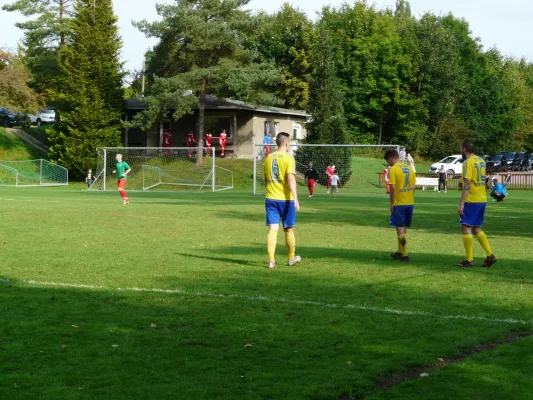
[264,132,301,269]
[263,132,272,157]
[330,172,340,196]
[85,169,95,189]
[205,131,213,157]
[219,129,228,158]
[112,154,131,205]
[187,131,196,157]
[386,149,416,262]
[457,140,497,268]
[304,161,319,197]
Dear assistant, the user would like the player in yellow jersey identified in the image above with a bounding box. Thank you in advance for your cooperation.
[264,132,301,269]
[385,149,416,262]
[457,140,497,268]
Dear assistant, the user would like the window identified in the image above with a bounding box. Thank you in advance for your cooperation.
[293,123,302,140]
[264,121,271,136]
[273,122,280,135]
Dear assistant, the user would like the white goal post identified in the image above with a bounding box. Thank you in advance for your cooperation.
[252,143,401,195]
[90,147,233,193]
[0,159,68,187]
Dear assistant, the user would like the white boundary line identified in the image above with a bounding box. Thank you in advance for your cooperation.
[2,278,531,326]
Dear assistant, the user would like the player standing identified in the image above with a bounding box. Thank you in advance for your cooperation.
[264,132,301,269]
[162,129,172,155]
[263,132,272,157]
[187,131,196,157]
[86,169,95,189]
[304,161,319,197]
[325,163,334,194]
[380,166,390,194]
[219,129,228,158]
[386,149,416,262]
[330,171,340,196]
[457,140,497,268]
[205,131,213,157]
[112,154,131,205]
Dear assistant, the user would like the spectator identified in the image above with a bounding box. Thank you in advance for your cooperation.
[438,165,447,193]
[490,178,508,202]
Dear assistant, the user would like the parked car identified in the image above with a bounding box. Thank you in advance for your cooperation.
[500,152,516,171]
[512,152,527,171]
[523,154,533,171]
[28,109,56,126]
[486,155,503,173]
[429,154,463,176]
[0,107,17,127]
[14,112,31,128]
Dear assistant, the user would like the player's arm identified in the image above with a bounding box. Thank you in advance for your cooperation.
[388,168,396,213]
[458,178,470,215]
[287,173,299,212]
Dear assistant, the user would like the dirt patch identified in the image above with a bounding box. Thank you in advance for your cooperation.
[340,331,533,400]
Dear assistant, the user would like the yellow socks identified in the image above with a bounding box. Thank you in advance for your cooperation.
[462,234,474,262]
[267,229,278,263]
[474,231,493,256]
[398,234,408,256]
[285,231,296,260]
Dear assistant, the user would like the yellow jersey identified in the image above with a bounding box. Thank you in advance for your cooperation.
[389,162,416,206]
[463,155,487,203]
[264,151,296,201]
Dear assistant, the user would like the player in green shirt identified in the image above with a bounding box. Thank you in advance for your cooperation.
[112,154,131,205]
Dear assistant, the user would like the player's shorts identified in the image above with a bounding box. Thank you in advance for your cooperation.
[390,205,414,228]
[460,202,486,227]
[118,179,127,189]
[265,199,296,228]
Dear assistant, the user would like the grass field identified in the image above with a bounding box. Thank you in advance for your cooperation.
[1,178,532,399]
[0,127,47,161]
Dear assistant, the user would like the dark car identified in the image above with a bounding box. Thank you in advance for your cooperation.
[0,107,17,127]
[512,152,527,171]
[522,154,533,171]
[486,155,503,173]
[500,152,516,171]
[14,112,31,128]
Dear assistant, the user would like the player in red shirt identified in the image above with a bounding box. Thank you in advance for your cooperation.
[381,166,390,194]
[187,131,196,157]
[219,129,228,157]
[162,130,172,155]
[325,163,334,193]
[205,131,213,157]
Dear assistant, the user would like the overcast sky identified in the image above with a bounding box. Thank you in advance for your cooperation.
[1,0,532,74]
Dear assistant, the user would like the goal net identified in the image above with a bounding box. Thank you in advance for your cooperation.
[0,159,68,187]
[90,147,233,192]
[253,143,400,195]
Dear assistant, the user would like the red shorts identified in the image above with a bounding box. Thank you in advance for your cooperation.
[118,179,127,189]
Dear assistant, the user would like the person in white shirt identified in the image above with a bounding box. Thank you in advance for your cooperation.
[330,173,340,196]
[399,147,406,163]
[406,151,416,172]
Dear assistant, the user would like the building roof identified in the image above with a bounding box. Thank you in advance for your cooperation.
[125,96,309,118]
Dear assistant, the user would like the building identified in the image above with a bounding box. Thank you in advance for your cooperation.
[124,97,309,158]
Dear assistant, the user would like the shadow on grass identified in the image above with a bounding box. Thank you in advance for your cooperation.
[0,278,530,400]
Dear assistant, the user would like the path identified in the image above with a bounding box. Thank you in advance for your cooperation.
[6,128,49,154]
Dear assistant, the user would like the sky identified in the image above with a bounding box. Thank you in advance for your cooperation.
[1,0,532,74]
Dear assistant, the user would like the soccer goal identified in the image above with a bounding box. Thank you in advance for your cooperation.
[0,159,69,187]
[90,147,233,192]
[252,143,400,195]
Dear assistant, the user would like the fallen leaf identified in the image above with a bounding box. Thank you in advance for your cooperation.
[72,325,78,328]
[244,344,252,348]
[150,323,157,328]
[112,344,119,348]
[61,344,66,349]
[347,361,352,365]
[420,373,429,377]
[438,358,444,362]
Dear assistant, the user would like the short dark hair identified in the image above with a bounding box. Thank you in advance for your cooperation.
[276,132,291,146]
[461,140,475,153]
[493,178,498,183]
[384,149,399,160]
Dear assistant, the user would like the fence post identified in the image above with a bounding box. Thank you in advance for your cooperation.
[39,159,43,185]
[103,148,107,191]
[212,148,216,192]
[253,144,257,195]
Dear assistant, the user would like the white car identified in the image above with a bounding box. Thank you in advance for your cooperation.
[428,154,463,176]
[28,109,56,126]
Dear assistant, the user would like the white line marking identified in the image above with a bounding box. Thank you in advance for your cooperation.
[2,278,531,326]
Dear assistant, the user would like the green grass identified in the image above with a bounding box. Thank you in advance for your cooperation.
[24,125,50,146]
[0,127,47,161]
[1,181,532,399]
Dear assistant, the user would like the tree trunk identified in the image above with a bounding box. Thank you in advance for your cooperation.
[197,78,207,165]
[59,0,65,46]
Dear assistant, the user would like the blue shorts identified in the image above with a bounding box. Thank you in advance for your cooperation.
[460,202,486,227]
[266,199,297,228]
[390,205,414,228]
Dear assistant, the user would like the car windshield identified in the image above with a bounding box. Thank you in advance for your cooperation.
[502,152,515,158]
[41,110,55,114]
[439,156,457,164]
[491,155,502,161]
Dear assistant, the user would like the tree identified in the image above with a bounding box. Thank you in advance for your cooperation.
[2,0,74,96]
[48,0,124,178]
[133,0,280,162]
[296,27,351,185]
[0,49,40,112]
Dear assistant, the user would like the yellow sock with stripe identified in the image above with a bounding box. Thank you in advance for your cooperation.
[474,231,493,256]
[267,229,278,263]
[285,231,296,260]
[462,234,474,262]
[398,234,408,256]
[397,237,403,254]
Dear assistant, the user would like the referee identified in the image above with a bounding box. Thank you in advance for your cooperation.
[304,161,319,197]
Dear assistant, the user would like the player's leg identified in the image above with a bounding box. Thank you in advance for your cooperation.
[282,201,300,265]
[266,200,281,268]
[471,204,496,267]
[308,179,314,197]
[118,180,129,204]
[390,206,411,261]
[326,177,331,193]
[457,203,475,267]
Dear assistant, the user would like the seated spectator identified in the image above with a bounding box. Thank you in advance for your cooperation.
[490,178,508,202]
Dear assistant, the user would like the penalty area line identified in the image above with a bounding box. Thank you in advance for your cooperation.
[2,278,532,326]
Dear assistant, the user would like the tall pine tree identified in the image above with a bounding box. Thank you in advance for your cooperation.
[133,0,280,162]
[49,0,124,178]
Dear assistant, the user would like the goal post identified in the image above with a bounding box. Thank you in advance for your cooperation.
[90,147,233,193]
[0,159,68,187]
[253,143,400,195]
